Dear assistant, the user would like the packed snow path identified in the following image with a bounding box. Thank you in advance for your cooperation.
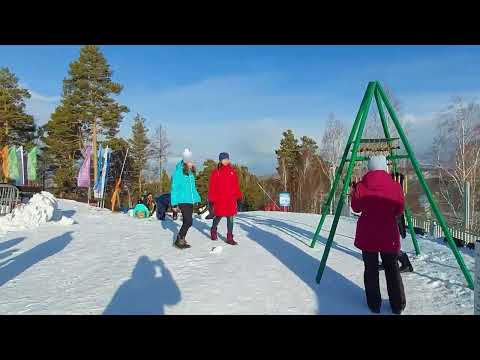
[0,199,474,314]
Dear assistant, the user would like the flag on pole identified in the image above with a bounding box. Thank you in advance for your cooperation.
[8,147,20,183]
[93,146,104,198]
[1,146,9,180]
[27,146,38,182]
[99,146,111,201]
[77,145,92,188]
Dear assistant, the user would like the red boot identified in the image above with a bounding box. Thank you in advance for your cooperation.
[226,232,237,245]
[210,227,218,241]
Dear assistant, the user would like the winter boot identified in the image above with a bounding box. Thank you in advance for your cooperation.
[210,227,218,241]
[398,252,414,273]
[174,235,191,249]
[226,232,237,245]
[392,308,404,315]
[369,306,381,314]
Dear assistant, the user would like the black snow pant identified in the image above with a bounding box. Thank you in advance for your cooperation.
[178,203,194,239]
[212,216,234,233]
[362,251,406,313]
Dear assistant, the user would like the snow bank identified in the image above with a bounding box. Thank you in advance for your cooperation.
[0,191,73,235]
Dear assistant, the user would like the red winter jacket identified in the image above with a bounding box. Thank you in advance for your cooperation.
[351,170,405,254]
[208,164,242,217]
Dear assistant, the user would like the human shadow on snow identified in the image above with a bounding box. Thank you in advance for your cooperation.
[236,217,370,315]
[239,214,362,262]
[103,256,181,315]
[0,232,73,287]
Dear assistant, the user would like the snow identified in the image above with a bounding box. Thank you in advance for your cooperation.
[0,192,75,236]
[0,198,475,314]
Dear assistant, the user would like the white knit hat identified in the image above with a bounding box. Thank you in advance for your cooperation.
[367,155,388,172]
[182,148,193,162]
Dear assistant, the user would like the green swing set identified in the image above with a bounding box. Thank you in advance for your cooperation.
[310,81,474,290]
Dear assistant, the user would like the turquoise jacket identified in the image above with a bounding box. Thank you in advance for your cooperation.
[171,160,201,206]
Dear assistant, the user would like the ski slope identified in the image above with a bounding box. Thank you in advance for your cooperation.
[0,198,475,314]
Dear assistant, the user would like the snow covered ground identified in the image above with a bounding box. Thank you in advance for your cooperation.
[0,198,475,314]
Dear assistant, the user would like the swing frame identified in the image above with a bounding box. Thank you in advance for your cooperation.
[310,81,474,290]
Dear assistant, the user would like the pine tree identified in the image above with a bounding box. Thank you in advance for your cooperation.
[41,104,82,196]
[161,170,171,192]
[234,164,264,211]
[63,45,129,185]
[0,67,36,148]
[275,129,300,208]
[196,159,218,204]
[129,114,150,194]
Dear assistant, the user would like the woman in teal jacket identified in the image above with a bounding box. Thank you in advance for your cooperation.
[171,148,201,249]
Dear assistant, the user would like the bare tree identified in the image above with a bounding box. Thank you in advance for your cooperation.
[431,96,480,230]
[320,113,347,213]
[149,125,170,192]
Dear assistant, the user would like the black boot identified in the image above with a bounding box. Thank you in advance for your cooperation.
[398,252,413,273]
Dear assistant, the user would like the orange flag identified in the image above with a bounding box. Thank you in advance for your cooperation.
[1,146,9,180]
[111,178,122,211]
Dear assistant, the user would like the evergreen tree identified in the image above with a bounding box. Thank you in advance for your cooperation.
[41,104,82,196]
[0,67,36,148]
[129,114,150,194]
[234,164,264,211]
[275,129,300,208]
[63,45,129,185]
[161,169,171,192]
[196,159,218,203]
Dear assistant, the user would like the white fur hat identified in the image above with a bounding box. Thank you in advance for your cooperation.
[182,148,193,162]
[367,155,388,172]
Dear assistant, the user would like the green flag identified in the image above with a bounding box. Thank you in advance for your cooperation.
[27,146,38,182]
[7,147,20,182]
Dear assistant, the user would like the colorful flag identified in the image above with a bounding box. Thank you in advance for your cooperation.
[93,146,104,198]
[77,145,92,188]
[8,147,20,183]
[99,146,111,200]
[27,146,38,182]
[1,146,9,180]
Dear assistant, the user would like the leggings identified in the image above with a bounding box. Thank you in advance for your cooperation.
[212,216,234,233]
[178,203,193,238]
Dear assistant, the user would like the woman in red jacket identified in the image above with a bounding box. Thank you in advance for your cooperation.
[351,155,406,315]
[208,152,242,245]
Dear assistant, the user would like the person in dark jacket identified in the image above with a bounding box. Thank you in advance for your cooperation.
[351,155,407,315]
[155,193,178,221]
[208,152,242,245]
[142,193,157,218]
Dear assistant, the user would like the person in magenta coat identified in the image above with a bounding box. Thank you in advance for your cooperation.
[208,152,242,245]
[350,155,406,314]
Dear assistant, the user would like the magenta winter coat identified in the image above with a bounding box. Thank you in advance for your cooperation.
[351,170,405,254]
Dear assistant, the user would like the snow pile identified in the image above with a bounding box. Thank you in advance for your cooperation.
[0,191,73,234]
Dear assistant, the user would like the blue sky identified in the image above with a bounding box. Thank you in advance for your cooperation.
[1,45,479,175]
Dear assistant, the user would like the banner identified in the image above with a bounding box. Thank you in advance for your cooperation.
[1,146,8,180]
[99,146,111,200]
[93,146,104,198]
[77,145,92,188]
[27,146,38,182]
[8,147,19,183]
